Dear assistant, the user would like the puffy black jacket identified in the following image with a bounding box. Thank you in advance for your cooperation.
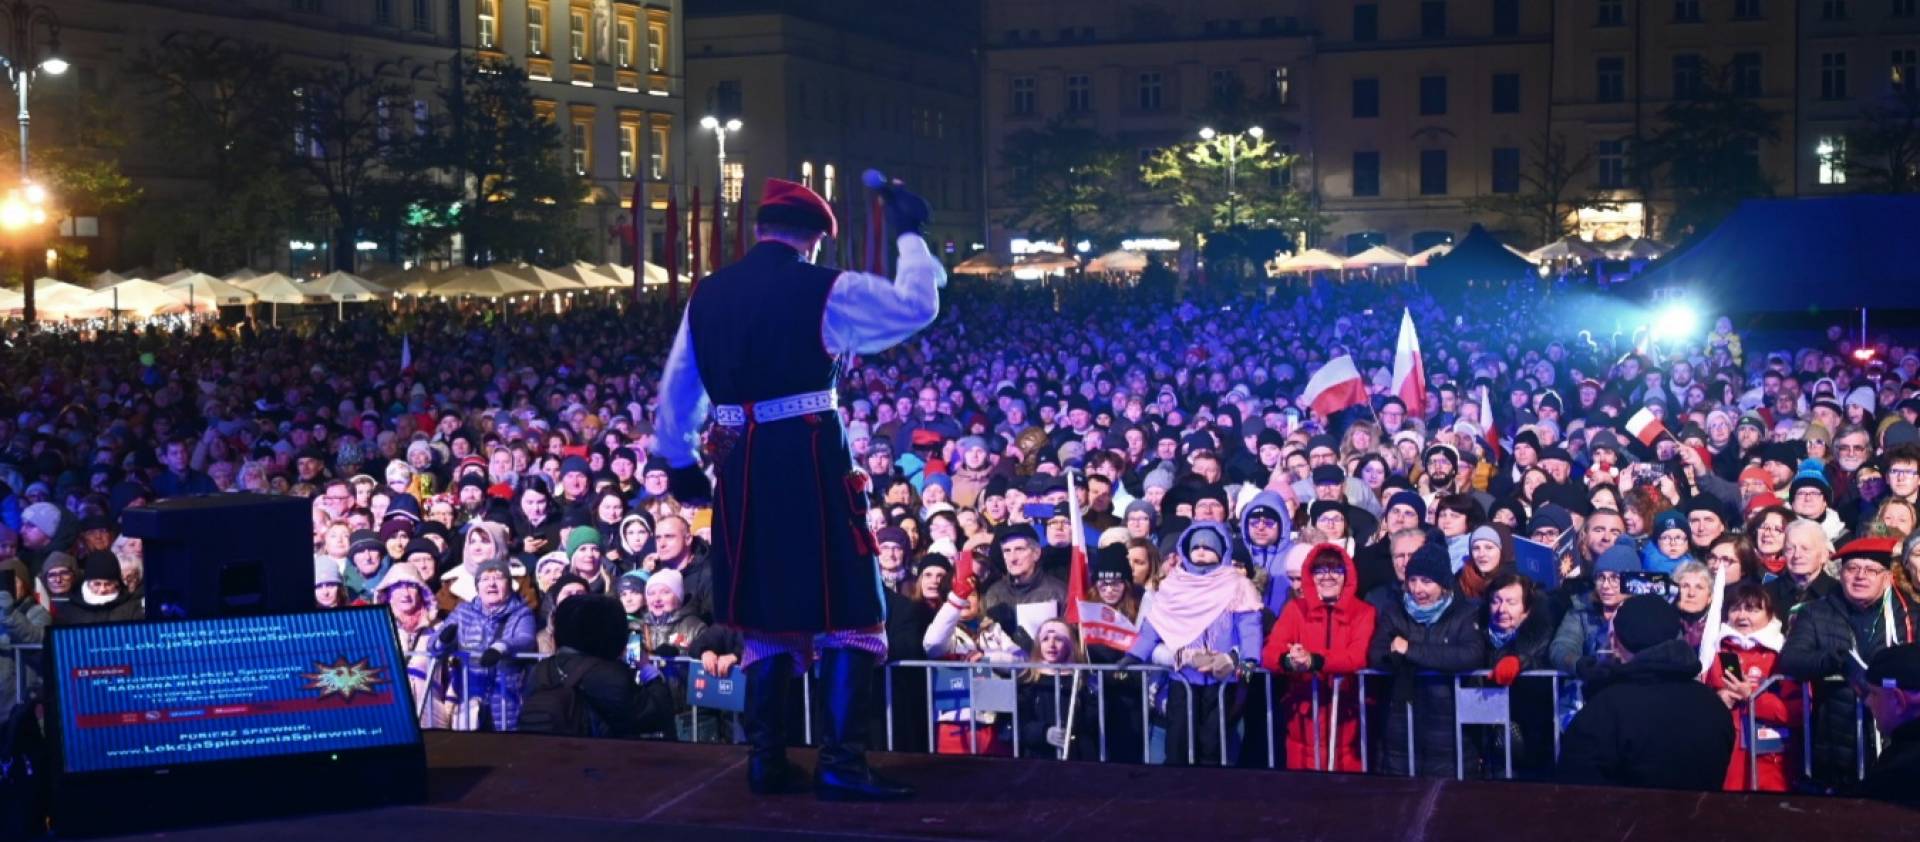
[1557,638,1734,790]
[1368,594,1486,777]
[1777,587,1916,789]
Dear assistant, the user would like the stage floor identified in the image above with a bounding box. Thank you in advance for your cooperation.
[100,731,1914,841]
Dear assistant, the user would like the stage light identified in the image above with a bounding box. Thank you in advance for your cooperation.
[1853,348,1877,363]
[1651,303,1700,340]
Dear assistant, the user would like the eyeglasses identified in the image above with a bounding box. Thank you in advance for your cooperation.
[1837,443,1869,454]
[1311,567,1346,578]
[1890,468,1919,479]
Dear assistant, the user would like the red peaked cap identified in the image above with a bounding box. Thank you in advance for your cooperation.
[755,178,837,239]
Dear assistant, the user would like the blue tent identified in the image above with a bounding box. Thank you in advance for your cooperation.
[1634,196,1920,311]
[1419,224,1536,293]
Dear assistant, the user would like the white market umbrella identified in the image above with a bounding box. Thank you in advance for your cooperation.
[1343,244,1411,269]
[368,266,445,296]
[152,268,199,285]
[307,270,391,317]
[1087,249,1148,274]
[953,252,1011,277]
[87,270,134,290]
[510,263,584,292]
[223,268,263,283]
[11,278,98,320]
[1527,236,1603,263]
[1274,248,1346,276]
[590,262,636,286]
[1017,253,1079,273]
[84,279,190,319]
[166,273,257,308]
[429,266,543,298]
[235,272,315,325]
[1406,243,1453,268]
[1601,236,1668,261]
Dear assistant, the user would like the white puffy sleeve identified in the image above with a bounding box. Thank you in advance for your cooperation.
[821,233,945,356]
[653,312,709,469]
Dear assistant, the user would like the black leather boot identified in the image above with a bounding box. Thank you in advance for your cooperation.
[814,648,914,802]
[744,654,806,795]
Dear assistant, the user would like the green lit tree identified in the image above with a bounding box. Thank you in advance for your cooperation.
[1140,132,1324,277]
[997,118,1131,252]
[1636,69,1781,238]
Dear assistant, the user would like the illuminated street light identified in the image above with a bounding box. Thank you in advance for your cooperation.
[0,1,68,325]
[1201,126,1265,229]
[700,115,742,219]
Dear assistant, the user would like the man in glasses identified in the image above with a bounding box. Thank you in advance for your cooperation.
[1781,537,1915,791]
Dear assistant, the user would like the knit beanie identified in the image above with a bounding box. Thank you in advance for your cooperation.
[19,502,61,538]
[1406,540,1454,586]
[565,526,602,556]
[1594,543,1643,574]
[617,569,652,595]
[1613,594,1681,653]
[647,567,685,601]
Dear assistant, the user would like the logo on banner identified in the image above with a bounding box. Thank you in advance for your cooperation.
[1075,601,1139,651]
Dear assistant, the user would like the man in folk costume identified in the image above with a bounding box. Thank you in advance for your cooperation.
[653,176,942,801]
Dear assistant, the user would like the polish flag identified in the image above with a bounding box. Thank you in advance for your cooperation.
[1064,471,1089,624]
[1626,407,1670,447]
[1301,354,1370,419]
[1479,384,1503,462]
[1391,309,1428,418]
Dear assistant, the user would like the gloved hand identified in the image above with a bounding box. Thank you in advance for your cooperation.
[1045,726,1069,750]
[984,604,1033,652]
[437,623,461,650]
[950,551,977,600]
[479,647,503,669]
[1203,652,1237,680]
[653,643,682,659]
[1111,653,1143,681]
[1491,655,1523,687]
[882,183,932,238]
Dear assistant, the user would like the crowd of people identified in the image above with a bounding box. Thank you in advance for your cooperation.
[4,275,1920,796]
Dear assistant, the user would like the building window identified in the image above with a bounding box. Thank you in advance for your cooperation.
[618,125,635,178]
[1353,78,1380,118]
[1734,0,1762,19]
[1492,147,1521,193]
[1492,73,1520,113]
[1137,71,1163,110]
[800,161,814,191]
[1066,74,1092,112]
[1596,139,1627,188]
[1493,0,1520,35]
[1732,52,1762,97]
[1271,66,1291,104]
[1894,49,1918,93]
[412,0,431,31]
[571,11,588,62]
[1818,136,1847,185]
[1672,54,1704,99]
[823,164,836,201]
[1421,1,1447,37]
[1353,4,1378,41]
[1419,75,1447,115]
[616,21,633,67]
[1419,149,1448,195]
[478,0,498,48]
[1820,0,1847,20]
[527,4,547,56]
[571,121,590,175]
[1011,76,1035,115]
[1596,57,1625,102]
[1210,68,1236,102]
[1673,0,1701,22]
[374,0,393,25]
[1353,151,1381,196]
[1596,0,1625,26]
[412,99,429,137]
[649,125,667,179]
[648,21,666,71]
[1821,53,1848,100]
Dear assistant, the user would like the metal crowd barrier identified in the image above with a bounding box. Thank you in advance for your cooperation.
[5,642,42,705]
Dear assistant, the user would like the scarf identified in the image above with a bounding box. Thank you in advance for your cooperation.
[1403,591,1454,626]
[1488,624,1518,650]
[1144,564,1262,651]
[1457,561,1497,600]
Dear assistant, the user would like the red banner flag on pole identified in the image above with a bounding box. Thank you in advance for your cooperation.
[663,188,680,308]
[1479,383,1503,462]
[733,190,747,262]
[709,186,724,272]
[865,194,885,273]
[690,185,703,287]
[630,178,647,305]
[1391,308,1429,418]
[1064,472,1089,624]
[1300,354,1370,420]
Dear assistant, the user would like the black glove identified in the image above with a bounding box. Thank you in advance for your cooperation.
[653,643,682,659]
[437,623,461,649]
[882,184,931,239]
[984,603,1034,652]
[667,463,713,504]
[479,648,503,669]
[1112,653,1144,680]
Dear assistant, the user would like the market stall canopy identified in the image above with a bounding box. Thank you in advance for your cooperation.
[953,252,1012,276]
[1087,249,1148,274]
[509,264,582,292]
[1017,253,1080,272]
[368,266,444,296]
[0,286,18,311]
[84,279,202,316]
[306,271,391,302]
[164,273,257,306]
[88,270,135,290]
[1343,244,1411,269]
[20,277,91,309]
[1527,236,1604,263]
[1599,236,1669,261]
[1406,243,1453,268]
[223,268,262,283]
[430,266,543,298]
[553,262,617,289]
[152,269,198,285]
[235,272,317,305]
[1633,196,1920,310]
[1420,225,1538,291]
[1274,248,1346,274]
[588,262,635,286]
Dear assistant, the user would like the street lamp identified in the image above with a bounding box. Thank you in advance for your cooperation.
[0,1,65,325]
[699,115,742,217]
[1201,125,1263,229]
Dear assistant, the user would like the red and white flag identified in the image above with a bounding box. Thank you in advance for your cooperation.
[1301,354,1370,419]
[1075,600,1139,652]
[399,335,412,373]
[1391,308,1428,418]
[1064,472,1089,624]
[1625,407,1669,447]
[1479,383,1502,462]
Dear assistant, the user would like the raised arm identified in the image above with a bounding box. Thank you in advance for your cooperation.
[822,234,945,356]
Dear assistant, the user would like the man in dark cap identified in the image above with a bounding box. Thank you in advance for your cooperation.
[1860,644,1920,801]
[1558,594,1733,789]
[652,175,938,801]
[57,551,145,625]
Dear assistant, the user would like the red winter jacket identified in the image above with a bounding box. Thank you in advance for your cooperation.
[1704,621,1799,792]
[1261,543,1376,772]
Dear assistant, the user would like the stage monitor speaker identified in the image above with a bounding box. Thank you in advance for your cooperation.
[119,493,315,620]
